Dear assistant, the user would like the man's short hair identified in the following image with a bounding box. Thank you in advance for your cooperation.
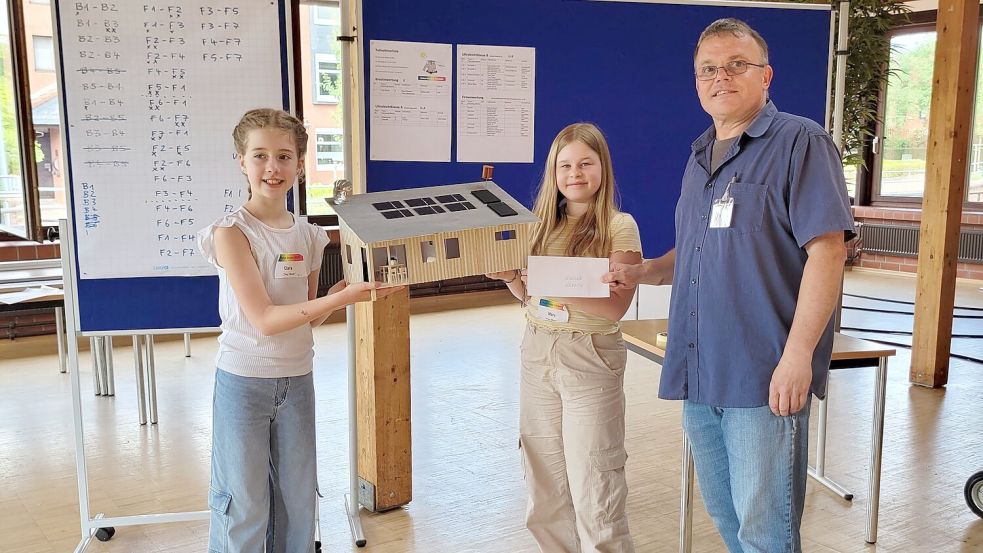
[694,18,769,64]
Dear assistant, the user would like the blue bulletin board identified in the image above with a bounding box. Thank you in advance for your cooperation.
[361,0,832,258]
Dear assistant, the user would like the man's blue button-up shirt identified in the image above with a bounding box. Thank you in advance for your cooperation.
[658,101,855,408]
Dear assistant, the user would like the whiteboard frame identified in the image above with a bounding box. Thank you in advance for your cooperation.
[51,2,297,550]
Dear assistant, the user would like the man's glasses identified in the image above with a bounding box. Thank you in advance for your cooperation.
[696,60,766,81]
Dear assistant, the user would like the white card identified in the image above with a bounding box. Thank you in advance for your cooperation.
[526,256,610,298]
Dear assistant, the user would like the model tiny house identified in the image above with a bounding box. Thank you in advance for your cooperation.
[332,181,538,291]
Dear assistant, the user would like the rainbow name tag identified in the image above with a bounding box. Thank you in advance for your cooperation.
[536,298,569,323]
[275,253,306,279]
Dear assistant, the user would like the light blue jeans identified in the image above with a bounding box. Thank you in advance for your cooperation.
[683,400,810,553]
[208,369,317,553]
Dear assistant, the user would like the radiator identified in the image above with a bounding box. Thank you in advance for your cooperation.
[857,222,983,262]
[318,245,345,293]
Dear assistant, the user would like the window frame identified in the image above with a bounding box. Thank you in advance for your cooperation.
[869,14,983,212]
[0,0,43,241]
[295,0,342,227]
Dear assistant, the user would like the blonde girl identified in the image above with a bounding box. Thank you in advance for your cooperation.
[489,123,642,552]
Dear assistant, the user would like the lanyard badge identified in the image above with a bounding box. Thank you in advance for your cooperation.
[710,174,736,229]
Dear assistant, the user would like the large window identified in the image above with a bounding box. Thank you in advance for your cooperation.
[0,2,33,238]
[0,1,68,240]
[874,24,983,208]
[299,1,344,219]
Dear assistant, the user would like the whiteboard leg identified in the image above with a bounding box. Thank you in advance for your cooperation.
[133,336,147,425]
[56,306,67,373]
[104,337,115,397]
[145,335,158,424]
[90,338,99,395]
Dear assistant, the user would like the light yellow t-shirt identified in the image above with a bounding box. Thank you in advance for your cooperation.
[525,211,642,335]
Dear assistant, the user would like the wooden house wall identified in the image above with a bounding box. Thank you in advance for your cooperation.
[360,222,535,286]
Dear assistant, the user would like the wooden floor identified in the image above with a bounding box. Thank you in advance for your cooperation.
[1,270,981,553]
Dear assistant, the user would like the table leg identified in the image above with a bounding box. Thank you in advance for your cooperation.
[865,357,888,544]
[184,333,191,357]
[679,432,694,553]
[807,393,854,500]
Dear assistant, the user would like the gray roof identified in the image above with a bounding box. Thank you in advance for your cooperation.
[333,180,539,244]
[32,96,60,127]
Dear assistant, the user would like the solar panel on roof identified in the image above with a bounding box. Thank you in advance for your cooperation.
[405,198,427,207]
[382,210,404,219]
[445,203,466,212]
[436,194,457,204]
[424,197,436,205]
[462,202,476,210]
[431,205,445,213]
[453,194,466,202]
[471,189,500,204]
[390,200,405,208]
[399,209,413,217]
[414,206,437,215]
[373,201,394,211]
[488,202,518,217]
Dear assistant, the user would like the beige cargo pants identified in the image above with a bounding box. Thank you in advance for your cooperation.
[519,323,635,553]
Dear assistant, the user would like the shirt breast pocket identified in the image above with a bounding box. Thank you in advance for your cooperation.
[728,182,768,235]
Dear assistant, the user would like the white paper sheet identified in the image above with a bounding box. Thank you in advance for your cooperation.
[369,40,452,162]
[456,44,535,163]
[526,256,610,298]
[0,285,63,304]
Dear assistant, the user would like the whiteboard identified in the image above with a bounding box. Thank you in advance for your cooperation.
[57,1,290,280]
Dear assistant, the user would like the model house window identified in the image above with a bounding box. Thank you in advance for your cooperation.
[495,229,515,241]
[315,129,344,171]
[346,244,352,265]
[33,35,54,71]
[444,238,461,259]
[421,240,437,263]
[315,53,340,103]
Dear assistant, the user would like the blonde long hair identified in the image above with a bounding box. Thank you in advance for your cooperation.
[529,123,619,258]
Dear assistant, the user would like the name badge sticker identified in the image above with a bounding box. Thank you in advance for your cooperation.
[275,253,306,279]
[536,298,569,323]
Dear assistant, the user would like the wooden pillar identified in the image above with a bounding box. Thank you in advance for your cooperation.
[910,0,979,388]
[355,287,412,511]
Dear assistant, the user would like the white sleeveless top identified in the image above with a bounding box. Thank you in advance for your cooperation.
[197,207,330,378]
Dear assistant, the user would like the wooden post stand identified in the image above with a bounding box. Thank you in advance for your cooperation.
[355,286,412,511]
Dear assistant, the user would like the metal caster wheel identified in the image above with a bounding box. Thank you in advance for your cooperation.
[95,527,115,542]
[966,470,983,518]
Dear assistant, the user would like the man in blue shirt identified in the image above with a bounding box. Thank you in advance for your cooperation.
[604,18,854,552]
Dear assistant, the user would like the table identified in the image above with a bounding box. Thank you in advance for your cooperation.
[619,319,896,550]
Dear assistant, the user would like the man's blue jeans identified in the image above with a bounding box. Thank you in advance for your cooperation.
[208,369,317,553]
[683,400,811,553]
